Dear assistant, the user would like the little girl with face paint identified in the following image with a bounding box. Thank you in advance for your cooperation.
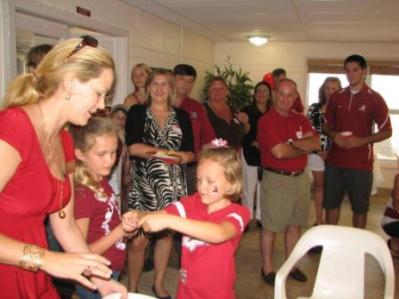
[123,140,250,299]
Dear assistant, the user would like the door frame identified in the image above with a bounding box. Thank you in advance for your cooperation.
[1,0,130,103]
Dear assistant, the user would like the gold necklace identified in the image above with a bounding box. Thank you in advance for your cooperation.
[37,103,66,219]
[58,180,66,219]
[37,103,56,161]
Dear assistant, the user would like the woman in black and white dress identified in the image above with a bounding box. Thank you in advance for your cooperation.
[125,69,194,298]
[307,76,341,225]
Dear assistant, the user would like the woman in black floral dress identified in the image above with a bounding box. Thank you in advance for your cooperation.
[125,70,194,298]
[307,77,341,225]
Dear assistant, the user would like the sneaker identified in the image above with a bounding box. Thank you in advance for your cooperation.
[261,268,276,286]
[289,268,307,282]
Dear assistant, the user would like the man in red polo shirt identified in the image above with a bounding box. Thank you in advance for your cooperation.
[324,54,392,228]
[257,79,320,286]
[173,64,216,194]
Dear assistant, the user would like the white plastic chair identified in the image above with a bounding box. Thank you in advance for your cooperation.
[274,225,395,299]
[103,293,157,299]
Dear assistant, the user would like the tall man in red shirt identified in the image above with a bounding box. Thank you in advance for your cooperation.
[173,64,216,194]
[257,79,320,285]
[324,54,392,228]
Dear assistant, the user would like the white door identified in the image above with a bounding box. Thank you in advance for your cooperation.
[0,1,129,105]
[15,12,68,74]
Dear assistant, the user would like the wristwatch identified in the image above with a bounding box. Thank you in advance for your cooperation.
[287,139,293,146]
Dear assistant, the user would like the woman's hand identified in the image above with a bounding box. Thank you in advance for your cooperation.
[167,150,194,164]
[235,111,249,125]
[41,251,112,290]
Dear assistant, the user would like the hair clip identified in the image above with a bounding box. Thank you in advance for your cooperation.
[210,138,228,148]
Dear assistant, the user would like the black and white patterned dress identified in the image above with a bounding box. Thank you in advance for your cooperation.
[307,103,331,151]
[126,105,193,212]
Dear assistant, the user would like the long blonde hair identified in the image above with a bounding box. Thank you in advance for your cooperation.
[131,63,152,90]
[2,38,114,108]
[71,117,117,198]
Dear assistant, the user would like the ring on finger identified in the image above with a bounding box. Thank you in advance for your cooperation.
[82,265,92,277]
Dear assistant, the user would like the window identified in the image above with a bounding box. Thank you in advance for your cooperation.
[370,75,399,160]
[307,60,399,160]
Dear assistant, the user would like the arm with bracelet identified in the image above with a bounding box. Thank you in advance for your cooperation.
[0,138,114,292]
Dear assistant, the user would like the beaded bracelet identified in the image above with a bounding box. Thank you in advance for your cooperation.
[19,244,45,272]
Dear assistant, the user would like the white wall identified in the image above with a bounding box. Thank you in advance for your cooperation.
[215,41,399,189]
[215,41,399,107]
[13,0,215,100]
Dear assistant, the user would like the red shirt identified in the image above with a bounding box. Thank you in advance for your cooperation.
[178,97,216,157]
[74,179,126,271]
[0,107,74,299]
[165,193,250,299]
[257,107,313,172]
[325,84,391,171]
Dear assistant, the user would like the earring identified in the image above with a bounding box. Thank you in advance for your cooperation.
[65,94,71,101]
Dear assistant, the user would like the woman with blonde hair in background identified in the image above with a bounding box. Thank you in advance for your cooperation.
[124,63,152,108]
[307,77,342,228]
[0,37,127,298]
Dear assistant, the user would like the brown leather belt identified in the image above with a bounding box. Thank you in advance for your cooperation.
[264,167,304,177]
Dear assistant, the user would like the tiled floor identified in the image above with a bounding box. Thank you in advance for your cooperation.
[122,188,398,299]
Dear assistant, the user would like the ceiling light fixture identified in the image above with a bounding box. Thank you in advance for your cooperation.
[248,36,268,46]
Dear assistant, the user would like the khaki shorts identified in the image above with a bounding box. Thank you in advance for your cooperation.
[260,170,311,232]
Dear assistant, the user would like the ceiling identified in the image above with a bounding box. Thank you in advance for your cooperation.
[123,0,399,43]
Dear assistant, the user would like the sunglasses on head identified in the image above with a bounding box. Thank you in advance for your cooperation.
[65,35,98,60]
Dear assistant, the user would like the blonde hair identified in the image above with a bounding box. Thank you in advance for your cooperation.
[131,63,152,90]
[71,117,117,199]
[145,69,175,109]
[318,77,342,106]
[2,38,114,108]
[199,146,243,201]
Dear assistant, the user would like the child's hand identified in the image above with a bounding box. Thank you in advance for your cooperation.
[139,213,169,233]
[121,211,140,232]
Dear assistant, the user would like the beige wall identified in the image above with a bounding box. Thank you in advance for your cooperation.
[29,0,215,100]
[215,41,399,107]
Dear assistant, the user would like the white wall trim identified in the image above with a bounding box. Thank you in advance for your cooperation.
[0,1,17,100]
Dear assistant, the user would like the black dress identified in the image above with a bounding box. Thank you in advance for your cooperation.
[241,104,266,167]
[204,103,245,149]
[125,105,193,211]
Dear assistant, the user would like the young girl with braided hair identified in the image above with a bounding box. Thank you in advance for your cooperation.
[71,117,138,299]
